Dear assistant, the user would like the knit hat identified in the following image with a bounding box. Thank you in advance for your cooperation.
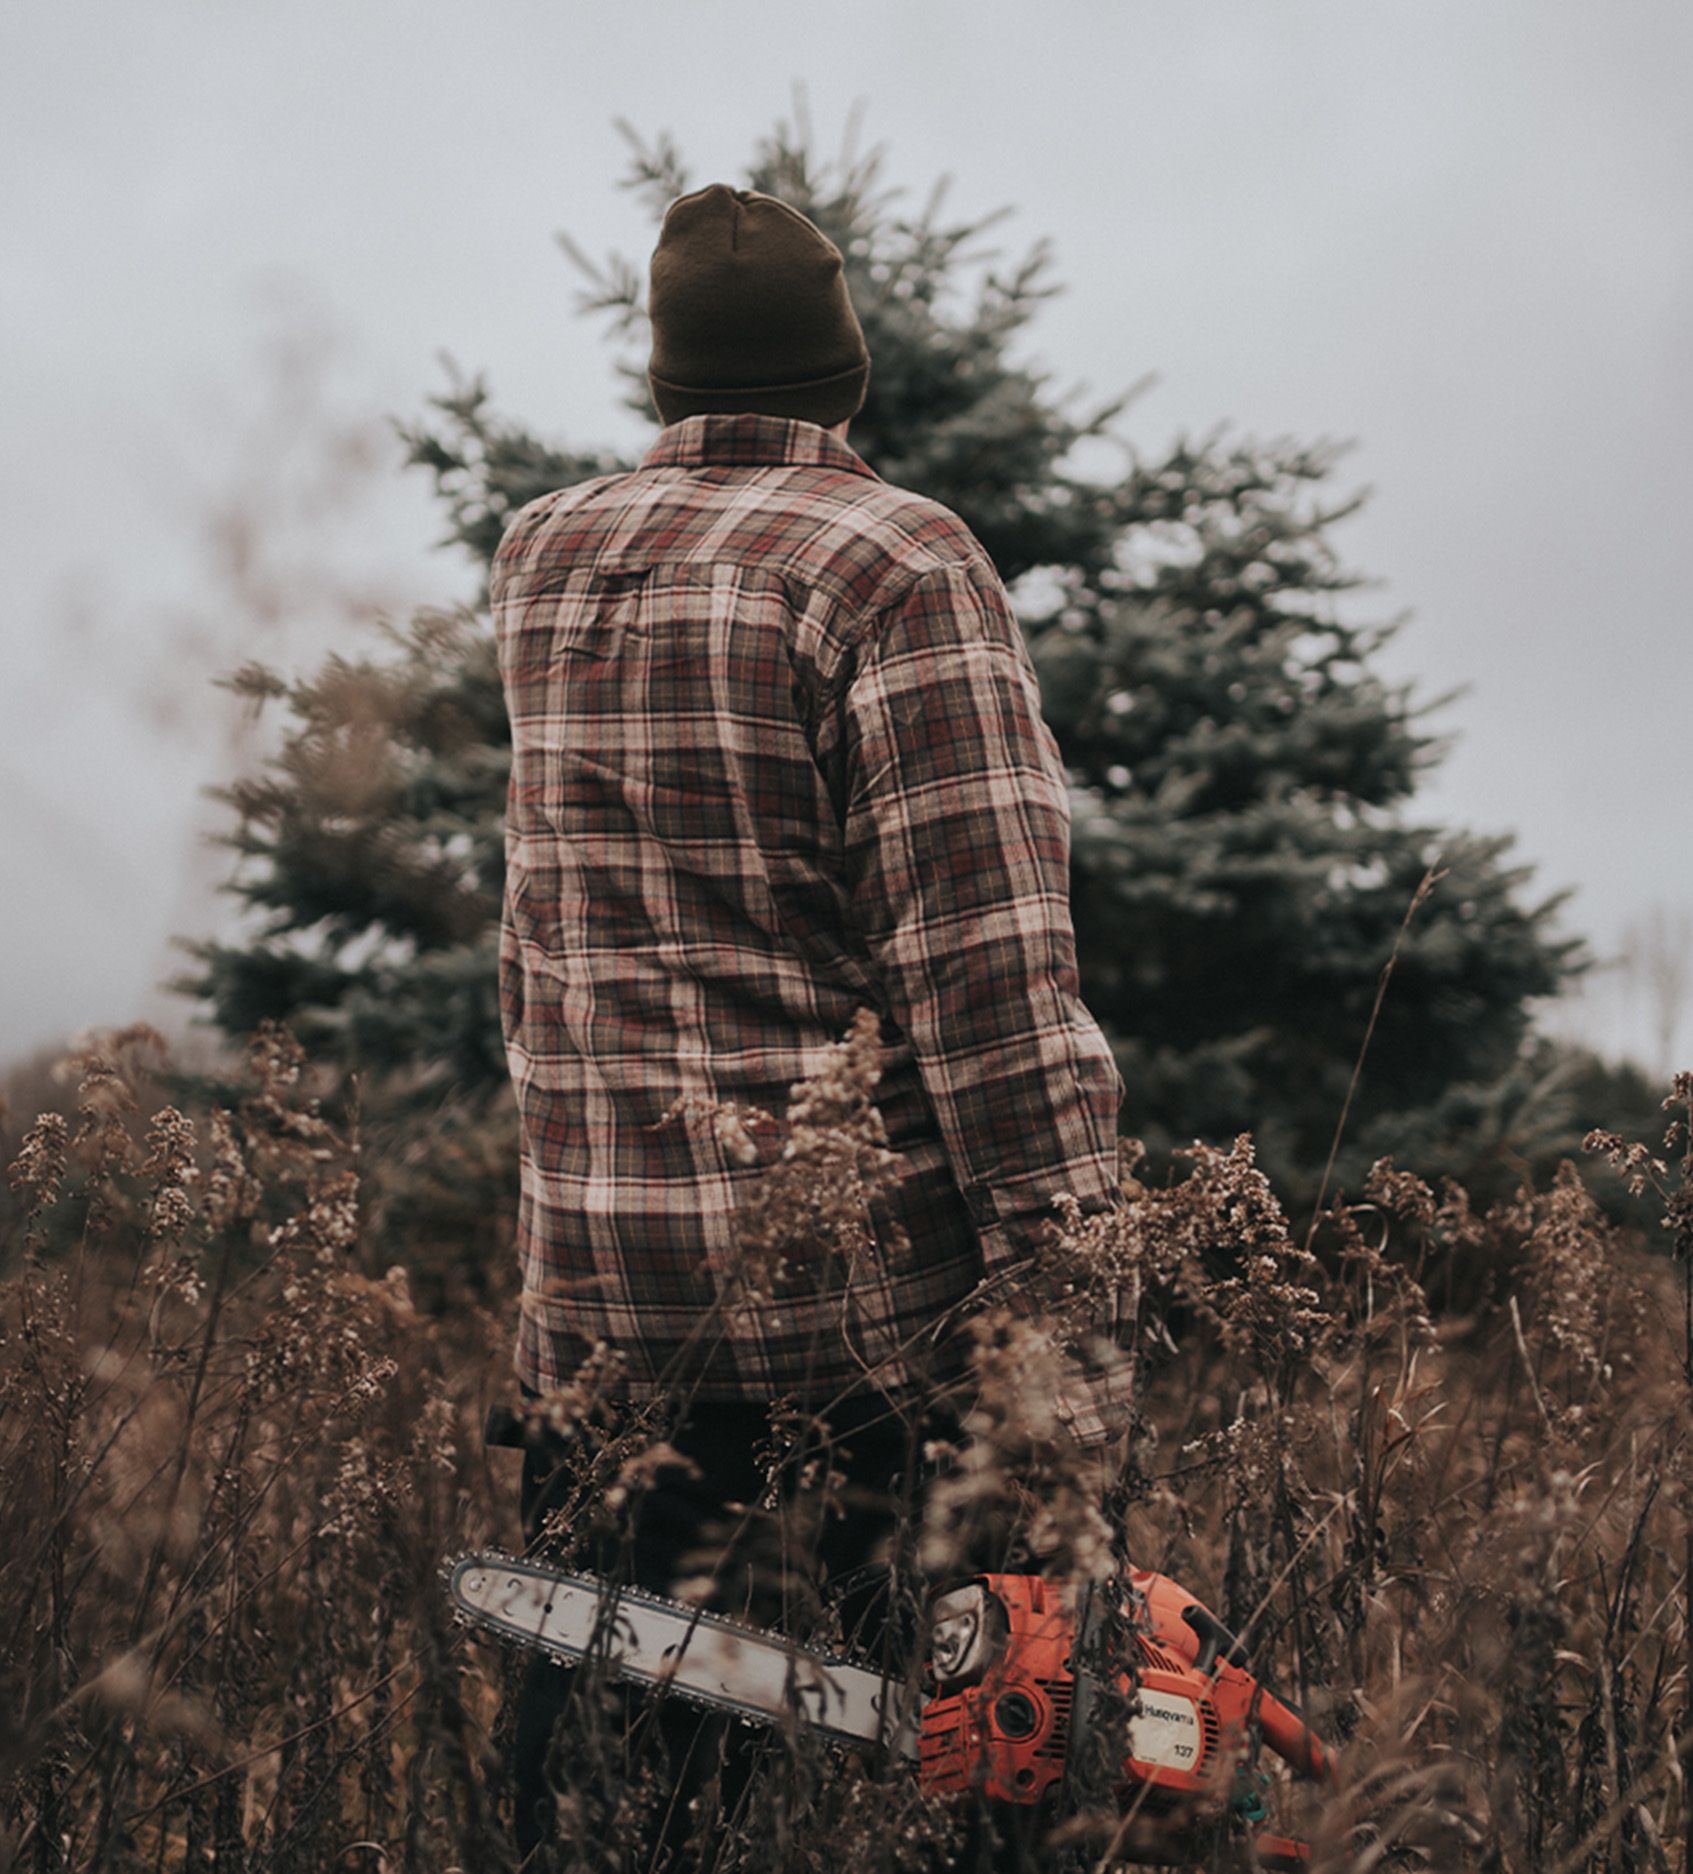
[646,184,871,428]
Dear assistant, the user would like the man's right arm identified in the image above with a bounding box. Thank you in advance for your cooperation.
[833,554,1129,1438]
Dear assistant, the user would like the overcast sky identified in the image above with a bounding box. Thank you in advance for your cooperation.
[3,0,1689,1076]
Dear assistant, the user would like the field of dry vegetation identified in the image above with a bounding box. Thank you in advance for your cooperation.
[2,1015,1691,1873]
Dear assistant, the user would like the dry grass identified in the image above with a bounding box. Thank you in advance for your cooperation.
[2,1017,1690,1873]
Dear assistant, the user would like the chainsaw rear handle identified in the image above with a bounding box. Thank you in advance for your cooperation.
[1253,1684,1336,1784]
[1178,1600,1333,1782]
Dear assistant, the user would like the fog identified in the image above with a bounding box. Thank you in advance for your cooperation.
[2,0,1688,1070]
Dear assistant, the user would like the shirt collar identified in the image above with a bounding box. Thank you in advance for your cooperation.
[638,412,881,481]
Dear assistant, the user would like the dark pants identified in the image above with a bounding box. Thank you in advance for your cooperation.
[503,1387,930,1870]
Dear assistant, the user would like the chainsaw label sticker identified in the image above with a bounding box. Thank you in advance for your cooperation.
[1128,1692,1203,1770]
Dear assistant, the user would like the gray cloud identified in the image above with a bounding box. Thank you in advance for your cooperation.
[2,0,1688,1067]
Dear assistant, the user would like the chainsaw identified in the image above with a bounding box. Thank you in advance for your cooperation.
[448,1549,1335,1866]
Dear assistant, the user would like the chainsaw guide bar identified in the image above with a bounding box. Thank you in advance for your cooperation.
[448,1551,920,1757]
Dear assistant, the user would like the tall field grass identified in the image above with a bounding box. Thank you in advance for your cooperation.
[1,1017,1690,1872]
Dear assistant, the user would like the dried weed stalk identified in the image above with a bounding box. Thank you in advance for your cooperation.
[3,1023,1693,1873]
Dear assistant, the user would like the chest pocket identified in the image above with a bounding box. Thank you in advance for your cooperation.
[544,564,655,660]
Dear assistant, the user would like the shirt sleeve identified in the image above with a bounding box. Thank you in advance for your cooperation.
[835,555,1130,1432]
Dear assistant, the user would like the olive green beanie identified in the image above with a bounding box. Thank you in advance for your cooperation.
[646,184,871,428]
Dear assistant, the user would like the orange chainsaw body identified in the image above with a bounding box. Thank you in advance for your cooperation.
[917,1570,1331,1869]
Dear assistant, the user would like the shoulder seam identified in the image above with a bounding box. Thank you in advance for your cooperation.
[823,552,1005,700]
[493,487,565,558]
[855,550,1002,645]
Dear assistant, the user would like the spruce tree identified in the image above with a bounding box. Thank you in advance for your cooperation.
[183,111,1582,1236]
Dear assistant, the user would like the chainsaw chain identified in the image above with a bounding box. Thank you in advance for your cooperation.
[442,1549,920,1749]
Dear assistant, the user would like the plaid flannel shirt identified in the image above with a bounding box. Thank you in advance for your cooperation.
[492,412,1129,1438]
